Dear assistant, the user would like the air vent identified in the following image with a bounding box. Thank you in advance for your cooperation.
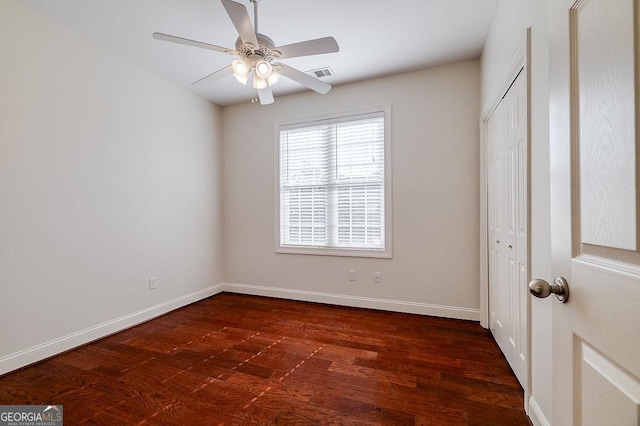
[306,67,334,78]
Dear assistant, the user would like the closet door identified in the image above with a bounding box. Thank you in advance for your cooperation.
[488,69,528,388]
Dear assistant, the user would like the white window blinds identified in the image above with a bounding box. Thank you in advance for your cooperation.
[279,112,386,251]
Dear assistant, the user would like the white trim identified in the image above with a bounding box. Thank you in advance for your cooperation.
[274,105,393,259]
[480,28,532,413]
[276,105,392,129]
[222,282,480,321]
[480,34,528,329]
[275,246,392,259]
[524,27,534,416]
[528,396,552,426]
[279,109,386,130]
[481,37,528,119]
[1,282,481,376]
[0,284,225,376]
[478,117,488,329]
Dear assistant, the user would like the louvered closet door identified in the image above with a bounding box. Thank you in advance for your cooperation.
[488,69,528,388]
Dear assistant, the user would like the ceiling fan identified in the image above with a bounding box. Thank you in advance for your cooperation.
[153,0,339,105]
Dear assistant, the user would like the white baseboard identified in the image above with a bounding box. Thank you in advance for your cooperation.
[1,282,480,376]
[528,396,551,426]
[221,282,480,321]
[0,284,225,376]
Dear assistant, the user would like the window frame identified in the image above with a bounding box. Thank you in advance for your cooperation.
[274,105,392,258]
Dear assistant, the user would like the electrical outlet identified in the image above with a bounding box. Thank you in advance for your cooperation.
[149,277,157,290]
[374,272,381,283]
[348,270,356,281]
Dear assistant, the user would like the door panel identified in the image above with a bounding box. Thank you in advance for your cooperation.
[579,340,640,425]
[549,0,640,424]
[577,0,637,251]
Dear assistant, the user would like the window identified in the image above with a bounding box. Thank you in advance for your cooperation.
[276,107,391,257]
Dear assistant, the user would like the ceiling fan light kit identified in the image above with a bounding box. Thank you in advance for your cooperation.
[232,58,251,84]
[153,0,339,105]
[255,60,272,79]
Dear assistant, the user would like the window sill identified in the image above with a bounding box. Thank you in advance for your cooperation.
[276,246,392,259]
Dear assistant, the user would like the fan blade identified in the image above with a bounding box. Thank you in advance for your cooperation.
[191,65,234,86]
[257,87,274,105]
[273,37,339,59]
[153,32,235,55]
[276,63,332,95]
[221,0,259,48]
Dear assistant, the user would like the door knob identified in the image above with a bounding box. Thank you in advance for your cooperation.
[529,277,569,303]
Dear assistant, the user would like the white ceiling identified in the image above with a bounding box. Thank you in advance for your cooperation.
[21,0,499,106]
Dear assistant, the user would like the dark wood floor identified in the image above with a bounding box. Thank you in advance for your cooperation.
[0,293,529,425]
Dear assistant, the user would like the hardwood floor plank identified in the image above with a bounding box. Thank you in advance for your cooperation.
[327,361,417,388]
[0,293,529,424]
[309,393,416,425]
[415,405,469,426]
[274,410,370,425]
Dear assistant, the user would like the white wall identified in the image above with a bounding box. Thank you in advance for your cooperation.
[222,60,481,319]
[481,1,552,425]
[0,0,224,374]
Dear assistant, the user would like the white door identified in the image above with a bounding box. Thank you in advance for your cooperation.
[488,69,528,388]
[548,0,640,424]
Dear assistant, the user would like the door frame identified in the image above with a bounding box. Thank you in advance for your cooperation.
[479,29,532,412]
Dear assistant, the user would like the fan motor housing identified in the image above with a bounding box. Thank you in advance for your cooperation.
[236,33,277,60]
